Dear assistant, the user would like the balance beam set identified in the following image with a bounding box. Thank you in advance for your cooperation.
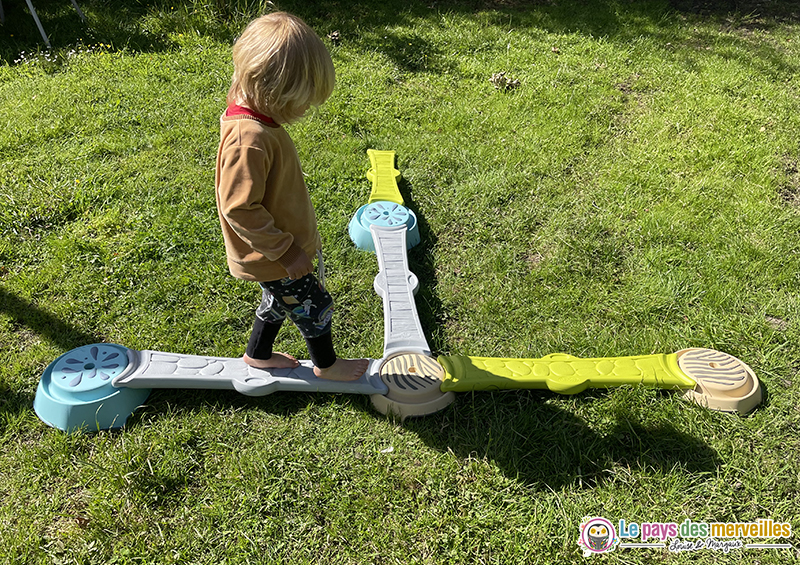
[34,151,762,432]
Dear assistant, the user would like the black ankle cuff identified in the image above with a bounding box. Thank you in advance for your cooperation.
[304,332,336,369]
[246,317,283,360]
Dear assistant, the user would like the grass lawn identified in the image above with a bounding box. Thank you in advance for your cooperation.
[1,0,800,562]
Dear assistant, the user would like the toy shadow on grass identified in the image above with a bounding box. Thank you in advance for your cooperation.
[125,384,719,493]
[405,390,720,490]
[130,387,327,424]
[397,177,447,354]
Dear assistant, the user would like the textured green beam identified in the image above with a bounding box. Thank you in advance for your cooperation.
[438,353,696,394]
[366,149,403,205]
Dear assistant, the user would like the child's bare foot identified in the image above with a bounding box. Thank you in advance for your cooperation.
[243,352,299,370]
[314,358,369,381]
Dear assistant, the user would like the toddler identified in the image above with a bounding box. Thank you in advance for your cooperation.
[215,12,368,381]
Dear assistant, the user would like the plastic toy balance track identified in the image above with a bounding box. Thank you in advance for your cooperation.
[349,151,762,418]
[437,348,761,415]
[33,149,764,431]
[34,344,388,432]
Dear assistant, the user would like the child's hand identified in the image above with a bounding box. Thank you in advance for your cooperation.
[285,251,314,280]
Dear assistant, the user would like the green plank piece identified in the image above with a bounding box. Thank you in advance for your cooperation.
[438,353,696,394]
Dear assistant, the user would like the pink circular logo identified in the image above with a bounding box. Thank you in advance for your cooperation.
[580,517,618,553]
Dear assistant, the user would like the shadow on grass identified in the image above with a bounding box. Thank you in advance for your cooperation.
[139,385,721,492]
[0,287,103,352]
[112,371,717,492]
[0,383,35,423]
[0,0,171,59]
[0,287,104,422]
[406,390,720,489]
[294,0,799,80]
[136,387,323,423]
[2,0,797,74]
[399,176,450,356]
[669,0,800,20]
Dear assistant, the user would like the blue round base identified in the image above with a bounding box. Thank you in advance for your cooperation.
[348,201,421,252]
[33,344,151,433]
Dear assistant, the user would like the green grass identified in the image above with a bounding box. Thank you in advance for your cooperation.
[2,0,800,562]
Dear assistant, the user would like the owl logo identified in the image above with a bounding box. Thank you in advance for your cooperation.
[578,517,618,555]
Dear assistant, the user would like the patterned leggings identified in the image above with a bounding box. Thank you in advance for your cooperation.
[245,273,337,368]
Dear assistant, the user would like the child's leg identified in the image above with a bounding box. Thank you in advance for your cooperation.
[261,275,368,381]
[243,284,299,369]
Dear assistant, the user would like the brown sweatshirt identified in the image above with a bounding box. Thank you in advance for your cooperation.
[215,112,322,282]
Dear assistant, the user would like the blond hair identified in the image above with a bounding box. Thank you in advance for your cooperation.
[227,12,335,123]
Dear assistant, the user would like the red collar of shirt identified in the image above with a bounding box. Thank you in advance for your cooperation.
[225,104,275,124]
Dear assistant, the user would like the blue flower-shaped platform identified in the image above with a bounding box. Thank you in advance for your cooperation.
[34,344,150,432]
[349,201,420,252]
